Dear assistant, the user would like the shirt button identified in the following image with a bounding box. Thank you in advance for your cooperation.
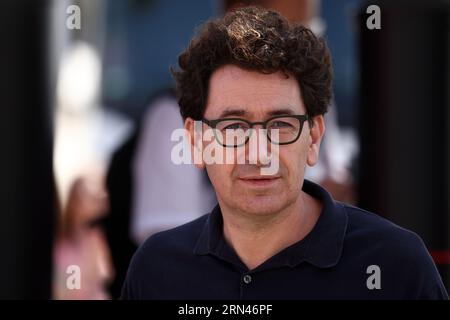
[243,274,252,284]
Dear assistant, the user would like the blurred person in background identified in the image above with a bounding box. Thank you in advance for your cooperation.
[131,90,217,244]
[53,175,114,300]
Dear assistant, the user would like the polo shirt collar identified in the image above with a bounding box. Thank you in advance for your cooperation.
[193,179,348,269]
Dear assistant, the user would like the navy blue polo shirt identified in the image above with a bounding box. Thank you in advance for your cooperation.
[121,180,448,299]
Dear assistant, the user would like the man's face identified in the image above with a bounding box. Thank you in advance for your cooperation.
[186,64,324,216]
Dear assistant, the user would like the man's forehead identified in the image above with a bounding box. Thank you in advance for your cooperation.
[210,64,293,86]
[206,65,305,118]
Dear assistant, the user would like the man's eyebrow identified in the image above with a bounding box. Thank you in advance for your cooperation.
[218,107,297,118]
[219,108,248,118]
[266,108,296,116]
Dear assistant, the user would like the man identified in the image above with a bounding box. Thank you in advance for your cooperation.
[121,7,448,299]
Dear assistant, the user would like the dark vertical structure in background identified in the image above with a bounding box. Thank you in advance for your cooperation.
[0,0,53,298]
[358,0,450,289]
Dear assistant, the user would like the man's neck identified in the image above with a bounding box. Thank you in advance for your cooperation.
[220,191,322,271]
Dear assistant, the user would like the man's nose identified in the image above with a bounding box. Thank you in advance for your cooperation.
[246,127,272,166]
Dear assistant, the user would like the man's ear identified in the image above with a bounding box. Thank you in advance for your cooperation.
[306,115,325,167]
[185,117,205,169]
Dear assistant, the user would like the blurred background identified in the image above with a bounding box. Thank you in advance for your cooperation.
[0,0,449,299]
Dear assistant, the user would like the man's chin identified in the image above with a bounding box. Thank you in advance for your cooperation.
[236,196,287,216]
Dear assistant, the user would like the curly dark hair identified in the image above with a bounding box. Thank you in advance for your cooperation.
[171,6,333,122]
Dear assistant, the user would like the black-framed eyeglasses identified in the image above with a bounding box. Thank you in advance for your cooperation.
[201,115,309,147]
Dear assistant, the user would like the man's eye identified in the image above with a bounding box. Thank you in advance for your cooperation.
[223,123,247,130]
[270,121,293,128]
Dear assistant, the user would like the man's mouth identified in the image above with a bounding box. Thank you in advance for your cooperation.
[237,175,281,187]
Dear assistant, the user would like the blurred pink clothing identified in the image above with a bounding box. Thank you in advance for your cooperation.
[53,228,113,300]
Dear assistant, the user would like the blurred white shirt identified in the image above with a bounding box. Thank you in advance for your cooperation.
[131,95,216,244]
